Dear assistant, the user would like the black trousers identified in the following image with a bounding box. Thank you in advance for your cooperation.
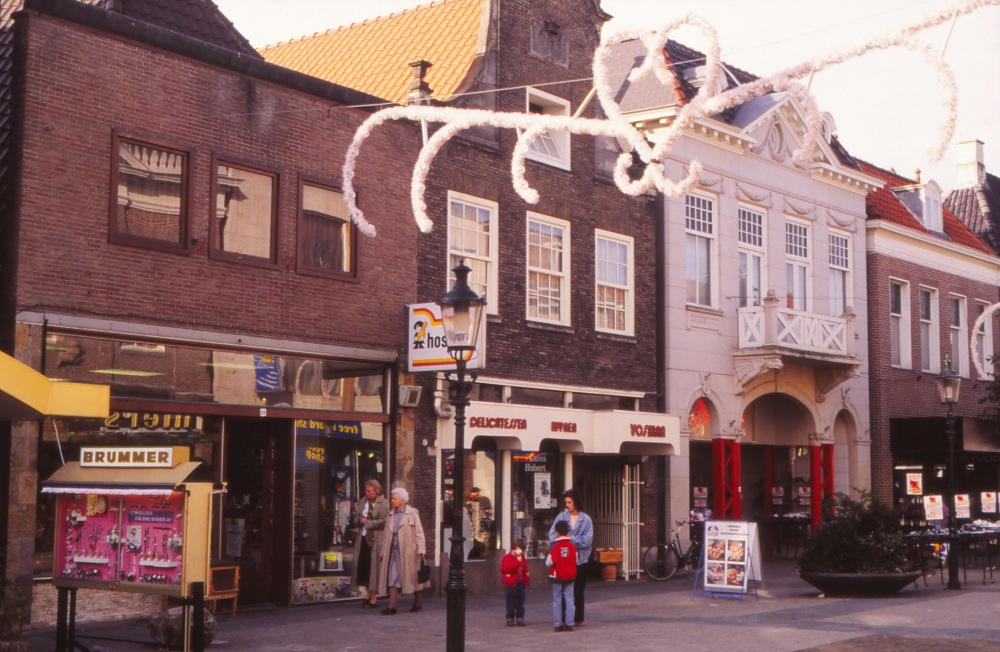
[573,563,587,623]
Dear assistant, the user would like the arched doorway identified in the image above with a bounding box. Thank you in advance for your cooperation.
[833,409,858,498]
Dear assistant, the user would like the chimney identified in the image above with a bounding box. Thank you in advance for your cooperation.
[955,140,985,188]
[407,59,433,105]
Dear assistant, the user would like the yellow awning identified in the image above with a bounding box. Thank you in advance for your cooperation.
[0,350,109,420]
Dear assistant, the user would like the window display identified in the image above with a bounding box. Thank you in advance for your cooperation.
[292,422,382,603]
[510,451,559,559]
[441,449,497,561]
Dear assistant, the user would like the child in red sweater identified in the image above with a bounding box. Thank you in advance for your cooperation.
[546,520,577,632]
[501,538,530,626]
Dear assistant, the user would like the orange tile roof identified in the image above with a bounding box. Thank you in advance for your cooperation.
[259,0,485,104]
[858,160,994,255]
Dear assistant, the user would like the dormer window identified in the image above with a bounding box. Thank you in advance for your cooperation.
[525,88,571,170]
[891,180,943,233]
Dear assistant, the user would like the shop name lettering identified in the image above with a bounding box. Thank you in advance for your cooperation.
[304,447,325,463]
[294,420,359,436]
[469,417,527,430]
[550,422,577,433]
[81,449,170,465]
[105,412,193,430]
[524,464,547,472]
[630,424,666,438]
[127,510,173,524]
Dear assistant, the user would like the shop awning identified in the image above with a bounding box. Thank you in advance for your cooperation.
[438,402,679,455]
[42,461,223,495]
[0,350,109,421]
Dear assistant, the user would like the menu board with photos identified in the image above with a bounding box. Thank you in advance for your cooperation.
[702,521,754,594]
[982,492,997,514]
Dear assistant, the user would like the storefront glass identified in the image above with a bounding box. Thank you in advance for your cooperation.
[43,333,387,412]
[290,421,383,604]
[441,449,498,560]
[510,451,559,559]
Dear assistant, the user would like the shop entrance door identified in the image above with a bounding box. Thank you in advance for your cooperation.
[581,458,642,580]
[222,418,294,605]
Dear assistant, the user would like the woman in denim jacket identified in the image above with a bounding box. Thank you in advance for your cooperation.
[548,489,593,628]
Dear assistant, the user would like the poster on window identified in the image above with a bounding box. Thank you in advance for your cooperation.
[771,487,785,498]
[693,487,708,499]
[924,495,943,521]
[534,473,552,509]
[798,486,811,506]
[955,494,970,519]
[906,473,923,496]
[982,492,997,514]
[702,521,754,594]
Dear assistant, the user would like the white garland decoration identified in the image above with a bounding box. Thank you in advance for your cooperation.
[341,0,998,237]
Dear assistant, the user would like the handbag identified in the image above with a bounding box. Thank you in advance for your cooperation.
[417,558,431,584]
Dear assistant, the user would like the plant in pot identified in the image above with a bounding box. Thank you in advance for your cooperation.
[798,490,920,596]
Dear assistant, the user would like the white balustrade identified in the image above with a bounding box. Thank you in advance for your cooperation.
[738,299,854,357]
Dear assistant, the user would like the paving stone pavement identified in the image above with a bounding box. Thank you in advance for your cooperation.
[22,560,1000,651]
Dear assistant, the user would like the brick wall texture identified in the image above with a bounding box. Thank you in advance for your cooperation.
[867,250,1000,501]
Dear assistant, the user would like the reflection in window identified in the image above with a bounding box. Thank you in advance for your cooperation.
[115,139,186,246]
[689,398,711,439]
[301,184,353,275]
[215,163,275,259]
[511,451,558,559]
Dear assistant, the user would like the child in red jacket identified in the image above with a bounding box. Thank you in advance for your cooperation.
[501,538,530,626]
[546,520,578,632]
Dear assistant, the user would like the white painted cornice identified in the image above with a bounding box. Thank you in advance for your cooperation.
[866,219,1000,285]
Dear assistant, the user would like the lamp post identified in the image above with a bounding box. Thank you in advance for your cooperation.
[438,259,486,652]
[936,357,962,590]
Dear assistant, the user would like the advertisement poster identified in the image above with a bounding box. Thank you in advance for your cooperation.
[798,486,811,507]
[982,492,997,514]
[771,487,785,497]
[534,473,552,509]
[702,521,751,594]
[925,495,944,521]
[955,494,970,519]
[693,487,708,499]
[321,551,343,572]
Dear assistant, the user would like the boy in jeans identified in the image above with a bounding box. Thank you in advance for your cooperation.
[500,538,530,626]
[546,520,578,632]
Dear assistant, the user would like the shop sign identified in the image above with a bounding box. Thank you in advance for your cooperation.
[296,446,326,470]
[470,417,527,430]
[906,473,923,496]
[104,412,198,430]
[407,303,485,372]
[80,447,172,468]
[702,521,753,594]
[925,495,944,520]
[551,421,577,433]
[294,419,362,440]
[630,424,666,438]
[955,494,970,519]
[982,492,997,514]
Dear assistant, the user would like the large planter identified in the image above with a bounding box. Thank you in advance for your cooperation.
[798,570,922,596]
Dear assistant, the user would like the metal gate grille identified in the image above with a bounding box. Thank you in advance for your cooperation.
[583,463,642,579]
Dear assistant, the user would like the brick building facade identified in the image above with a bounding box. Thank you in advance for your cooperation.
[2,0,423,623]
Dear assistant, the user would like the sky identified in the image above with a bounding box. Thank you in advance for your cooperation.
[213,0,1000,190]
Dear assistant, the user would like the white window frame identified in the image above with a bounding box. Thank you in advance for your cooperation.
[447,191,499,314]
[889,279,911,369]
[526,212,571,326]
[784,217,811,312]
[737,205,766,308]
[919,286,940,373]
[924,182,943,232]
[827,229,852,317]
[524,87,571,171]
[976,301,994,379]
[949,294,969,377]
[685,193,717,309]
[594,230,635,336]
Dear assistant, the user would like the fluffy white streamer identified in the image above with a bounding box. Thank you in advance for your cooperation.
[341,0,998,237]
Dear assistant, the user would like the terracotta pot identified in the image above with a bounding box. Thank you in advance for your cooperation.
[798,570,923,596]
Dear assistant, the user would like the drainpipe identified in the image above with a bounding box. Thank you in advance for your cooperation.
[434,374,454,419]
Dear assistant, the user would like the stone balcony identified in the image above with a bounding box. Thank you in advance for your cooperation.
[734,291,861,401]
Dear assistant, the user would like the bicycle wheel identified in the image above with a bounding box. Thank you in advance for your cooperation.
[643,543,680,581]
[687,543,704,578]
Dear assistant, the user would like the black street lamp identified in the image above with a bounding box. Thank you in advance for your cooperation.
[936,357,962,590]
[438,259,486,652]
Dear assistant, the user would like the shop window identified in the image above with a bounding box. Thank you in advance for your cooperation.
[211,156,279,266]
[689,398,712,440]
[527,213,571,326]
[297,178,356,279]
[441,448,497,561]
[291,428,383,603]
[470,383,504,403]
[508,386,564,408]
[510,450,559,560]
[110,132,191,254]
[42,335,388,414]
[449,192,498,312]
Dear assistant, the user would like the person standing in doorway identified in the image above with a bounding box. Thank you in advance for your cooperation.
[351,479,389,608]
[548,489,593,628]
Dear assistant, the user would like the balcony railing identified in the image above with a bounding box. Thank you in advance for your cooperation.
[738,293,855,358]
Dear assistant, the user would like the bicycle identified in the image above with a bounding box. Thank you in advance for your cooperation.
[642,520,705,581]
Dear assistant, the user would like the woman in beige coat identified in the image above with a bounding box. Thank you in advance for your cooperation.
[351,479,389,608]
[377,487,429,615]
